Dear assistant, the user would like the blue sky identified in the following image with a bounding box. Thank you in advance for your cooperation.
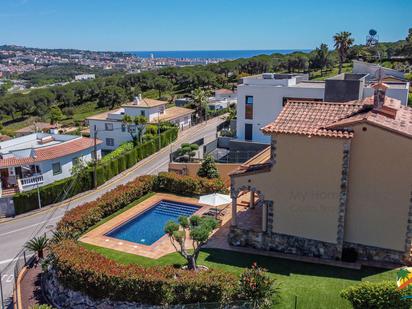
[1,0,411,51]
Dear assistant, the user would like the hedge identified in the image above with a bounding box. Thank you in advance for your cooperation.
[340,281,411,309]
[51,240,238,305]
[13,127,178,215]
[56,173,225,237]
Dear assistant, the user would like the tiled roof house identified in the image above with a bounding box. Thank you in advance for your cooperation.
[228,82,412,266]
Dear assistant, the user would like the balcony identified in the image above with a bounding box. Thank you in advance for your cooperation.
[18,175,44,189]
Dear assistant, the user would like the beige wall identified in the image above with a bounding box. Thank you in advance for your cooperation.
[169,162,241,185]
[344,124,412,251]
[234,134,346,243]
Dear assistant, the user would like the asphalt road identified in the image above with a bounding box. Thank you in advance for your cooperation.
[0,116,225,308]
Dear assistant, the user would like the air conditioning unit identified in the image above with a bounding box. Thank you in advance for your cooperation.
[262,73,274,79]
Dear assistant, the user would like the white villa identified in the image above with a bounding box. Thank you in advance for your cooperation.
[236,65,410,143]
[208,89,237,111]
[87,96,194,151]
[0,133,102,197]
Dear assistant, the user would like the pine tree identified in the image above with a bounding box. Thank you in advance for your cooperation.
[197,155,219,179]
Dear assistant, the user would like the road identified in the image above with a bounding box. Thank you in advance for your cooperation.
[0,116,225,308]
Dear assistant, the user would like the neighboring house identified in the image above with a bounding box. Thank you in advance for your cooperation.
[0,133,102,197]
[15,122,59,137]
[214,88,237,101]
[229,83,412,265]
[208,88,237,111]
[87,96,194,151]
[352,59,405,81]
[237,71,410,143]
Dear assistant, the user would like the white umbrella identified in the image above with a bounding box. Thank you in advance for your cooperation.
[199,193,232,206]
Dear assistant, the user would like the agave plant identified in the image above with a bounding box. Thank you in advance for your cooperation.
[25,234,49,259]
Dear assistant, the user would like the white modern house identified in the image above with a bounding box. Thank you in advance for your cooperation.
[0,133,102,197]
[236,69,410,143]
[208,88,237,111]
[87,96,194,151]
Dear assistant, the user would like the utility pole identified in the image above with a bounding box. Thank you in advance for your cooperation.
[93,125,97,189]
[158,114,161,150]
[31,150,41,209]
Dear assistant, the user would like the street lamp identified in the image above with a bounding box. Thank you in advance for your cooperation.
[30,150,41,209]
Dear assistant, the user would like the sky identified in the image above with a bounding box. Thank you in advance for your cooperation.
[0,0,411,51]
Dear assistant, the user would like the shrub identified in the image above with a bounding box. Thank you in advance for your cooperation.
[238,263,277,308]
[197,155,220,179]
[57,175,154,236]
[154,172,226,196]
[50,240,238,305]
[340,281,411,309]
[13,128,178,215]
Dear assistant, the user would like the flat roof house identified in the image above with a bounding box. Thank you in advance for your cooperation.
[87,96,194,151]
[229,82,412,265]
[237,68,410,144]
[0,133,102,197]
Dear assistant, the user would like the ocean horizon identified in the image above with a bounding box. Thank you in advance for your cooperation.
[128,49,310,60]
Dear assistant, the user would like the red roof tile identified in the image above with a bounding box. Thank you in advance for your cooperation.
[261,101,364,139]
[0,137,101,168]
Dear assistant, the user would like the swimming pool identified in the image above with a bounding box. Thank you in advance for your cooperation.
[106,200,200,245]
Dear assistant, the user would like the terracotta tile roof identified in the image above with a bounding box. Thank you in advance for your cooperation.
[123,98,167,108]
[0,135,11,142]
[215,88,234,95]
[0,137,101,168]
[155,106,194,122]
[15,122,58,133]
[327,101,412,139]
[261,101,364,139]
[86,108,123,121]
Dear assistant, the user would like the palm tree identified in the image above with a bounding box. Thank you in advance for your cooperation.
[25,234,49,259]
[333,31,354,74]
[134,115,147,143]
[191,88,209,123]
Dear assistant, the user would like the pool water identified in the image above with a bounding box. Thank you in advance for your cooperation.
[106,200,200,245]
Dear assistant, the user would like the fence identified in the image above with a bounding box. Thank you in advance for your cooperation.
[0,249,34,309]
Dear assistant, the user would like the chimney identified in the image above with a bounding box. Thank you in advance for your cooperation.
[372,82,388,110]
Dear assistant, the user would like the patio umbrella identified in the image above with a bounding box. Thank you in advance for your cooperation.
[199,193,232,218]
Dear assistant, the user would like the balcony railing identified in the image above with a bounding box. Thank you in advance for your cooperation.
[19,175,44,187]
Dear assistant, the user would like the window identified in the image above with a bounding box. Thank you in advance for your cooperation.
[106,138,114,146]
[159,106,165,114]
[121,124,126,132]
[72,157,79,166]
[245,96,253,119]
[245,123,253,141]
[140,110,146,117]
[52,162,62,175]
[105,123,113,131]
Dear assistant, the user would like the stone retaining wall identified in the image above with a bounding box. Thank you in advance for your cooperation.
[229,227,405,264]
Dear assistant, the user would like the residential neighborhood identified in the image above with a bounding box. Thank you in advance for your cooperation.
[1,1,412,309]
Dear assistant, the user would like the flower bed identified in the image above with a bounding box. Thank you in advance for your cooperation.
[50,240,238,305]
[50,173,237,306]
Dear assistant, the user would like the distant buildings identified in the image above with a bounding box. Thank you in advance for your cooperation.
[0,133,102,197]
[74,74,95,81]
[87,96,194,151]
[236,65,410,143]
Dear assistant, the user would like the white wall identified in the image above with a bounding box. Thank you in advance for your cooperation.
[123,106,164,122]
[89,119,133,151]
[23,147,102,191]
[236,84,324,143]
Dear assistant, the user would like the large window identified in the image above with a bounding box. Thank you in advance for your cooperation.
[245,96,254,120]
[245,123,253,141]
[140,110,146,117]
[52,162,62,175]
[106,138,114,146]
[105,123,113,131]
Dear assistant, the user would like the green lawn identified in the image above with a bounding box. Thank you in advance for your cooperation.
[80,242,396,309]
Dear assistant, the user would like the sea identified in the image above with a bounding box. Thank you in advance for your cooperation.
[128,49,309,60]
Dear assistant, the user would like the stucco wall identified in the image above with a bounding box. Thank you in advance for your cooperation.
[344,124,412,251]
[233,134,345,243]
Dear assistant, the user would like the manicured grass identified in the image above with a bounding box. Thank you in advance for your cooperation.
[80,242,397,309]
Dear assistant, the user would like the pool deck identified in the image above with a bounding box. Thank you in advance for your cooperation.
[79,193,213,259]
